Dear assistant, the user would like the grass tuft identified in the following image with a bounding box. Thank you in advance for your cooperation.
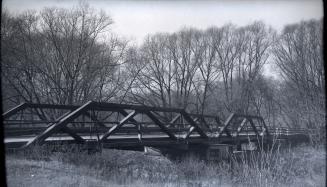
[5,143,326,187]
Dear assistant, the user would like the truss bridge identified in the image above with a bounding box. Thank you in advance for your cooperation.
[3,101,311,160]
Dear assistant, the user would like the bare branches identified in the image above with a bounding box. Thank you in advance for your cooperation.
[2,6,323,132]
[2,4,126,108]
[273,19,324,128]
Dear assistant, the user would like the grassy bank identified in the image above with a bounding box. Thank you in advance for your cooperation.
[5,144,326,187]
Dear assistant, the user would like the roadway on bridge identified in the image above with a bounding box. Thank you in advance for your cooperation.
[5,131,300,144]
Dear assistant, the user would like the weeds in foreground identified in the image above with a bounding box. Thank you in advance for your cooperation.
[5,143,326,187]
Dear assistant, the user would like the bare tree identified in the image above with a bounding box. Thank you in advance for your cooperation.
[130,29,202,111]
[192,28,220,115]
[1,4,128,109]
[236,22,275,114]
[208,22,274,115]
[211,24,240,113]
[273,19,324,129]
[2,3,322,137]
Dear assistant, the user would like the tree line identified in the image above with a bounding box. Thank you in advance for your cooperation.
[1,5,324,130]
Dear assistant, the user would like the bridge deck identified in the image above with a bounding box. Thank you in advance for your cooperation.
[3,101,311,151]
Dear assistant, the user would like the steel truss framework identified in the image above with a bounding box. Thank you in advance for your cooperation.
[3,101,310,150]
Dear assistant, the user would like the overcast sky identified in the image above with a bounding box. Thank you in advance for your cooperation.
[3,0,323,44]
[2,0,323,78]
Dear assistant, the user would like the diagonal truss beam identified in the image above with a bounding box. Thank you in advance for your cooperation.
[259,118,271,136]
[215,117,222,126]
[24,101,93,147]
[24,111,72,147]
[199,117,211,131]
[234,118,248,150]
[100,110,138,141]
[213,117,223,131]
[118,109,139,124]
[248,118,260,137]
[184,126,195,139]
[3,100,274,149]
[61,126,85,142]
[3,103,27,119]
[145,111,177,140]
[53,112,85,142]
[181,111,208,139]
[83,109,140,129]
[217,113,235,138]
[236,118,248,136]
[168,114,181,127]
[151,111,168,123]
[117,109,143,142]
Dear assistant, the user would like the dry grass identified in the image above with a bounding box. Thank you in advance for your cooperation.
[229,145,326,187]
[5,143,326,187]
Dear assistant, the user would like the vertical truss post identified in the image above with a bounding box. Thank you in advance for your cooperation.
[137,124,142,143]
[3,101,276,151]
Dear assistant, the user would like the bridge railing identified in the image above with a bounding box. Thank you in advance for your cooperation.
[4,101,312,149]
[267,127,309,136]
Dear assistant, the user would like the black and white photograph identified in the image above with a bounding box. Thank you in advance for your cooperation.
[1,0,325,186]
